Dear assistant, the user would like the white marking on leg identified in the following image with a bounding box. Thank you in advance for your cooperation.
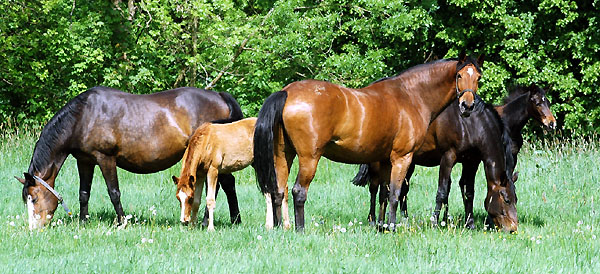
[264,193,273,229]
[282,194,291,230]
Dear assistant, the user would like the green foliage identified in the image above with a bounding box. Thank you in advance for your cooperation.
[0,0,598,136]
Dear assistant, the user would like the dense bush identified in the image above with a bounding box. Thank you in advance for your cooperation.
[1,0,598,136]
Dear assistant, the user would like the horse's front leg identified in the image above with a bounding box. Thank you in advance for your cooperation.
[76,159,94,222]
[95,153,125,227]
[434,150,457,225]
[458,161,478,229]
[387,153,413,230]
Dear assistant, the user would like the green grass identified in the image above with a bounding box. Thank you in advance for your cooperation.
[1,130,598,273]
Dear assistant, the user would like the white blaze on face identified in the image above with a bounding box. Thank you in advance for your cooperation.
[467,67,474,77]
[26,195,41,230]
[177,190,189,223]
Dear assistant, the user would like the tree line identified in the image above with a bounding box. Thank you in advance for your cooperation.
[1,0,598,137]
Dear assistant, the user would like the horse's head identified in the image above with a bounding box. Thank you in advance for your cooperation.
[172,175,195,225]
[455,52,484,117]
[485,172,519,233]
[16,173,59,230]
[526,84,557,130]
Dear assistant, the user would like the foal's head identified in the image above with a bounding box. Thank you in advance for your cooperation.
[172,175,196,225]
[526,84,557,130]
[485,173,519,233]
[455,53,484,117]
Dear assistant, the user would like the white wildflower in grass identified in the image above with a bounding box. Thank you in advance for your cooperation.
[577,220,583,226]
[314,222,319,227]
[340,227,347,233]
[57,219,63,225]
[148,239,154,244]
[359,222,363,225]
[592,235,596,240]
[348,221,353,227]
[15,215,20,220]
[51,222,56,227]
[167,227,172,231]
[85,215,90,219]
[383,224,388,229]
[440,221,446,227]
[73,235,79,239]
[106,230,112,236]
[9,221,15,227]
[125,215,133,220]
[257,235,262,240]
[430,216,436,222]
[141,237,147,243]
[536,239,541,245]
[365,254,370,258]
[530,236,535,241]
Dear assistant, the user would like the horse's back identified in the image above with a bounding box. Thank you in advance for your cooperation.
[71,86,235,173]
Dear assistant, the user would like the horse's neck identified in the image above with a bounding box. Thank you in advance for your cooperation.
[500,94,529,148]
[28,148,69,187]
[390,62,457,121]
[181,144,202,178]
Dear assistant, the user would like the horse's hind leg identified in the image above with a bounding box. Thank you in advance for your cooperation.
[77,159,94,222]
[218,173,241,224]
[459,161,478,229]
[387,153,413,229]
[272,129,295,229]
[95,154,125,226]
[292,156,320,232]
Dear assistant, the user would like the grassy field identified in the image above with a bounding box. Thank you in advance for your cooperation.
[0,129,598,273]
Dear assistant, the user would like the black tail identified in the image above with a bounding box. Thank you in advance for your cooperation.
[253,91,288,194]
[351,164,371,187]
[213,92,244,124]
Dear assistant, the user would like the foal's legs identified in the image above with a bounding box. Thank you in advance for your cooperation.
[434,150,457,225]
[95,154,125,226]
[292,156,320,232]
[459,161,479,229]
[77,159,94,222]
[191,173,205,225]
[205,167,219,231]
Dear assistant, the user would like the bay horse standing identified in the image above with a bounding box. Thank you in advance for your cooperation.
[254,54,485,231]
[172,118,262,231]
[352,84,556,232]
[15,86,244,230]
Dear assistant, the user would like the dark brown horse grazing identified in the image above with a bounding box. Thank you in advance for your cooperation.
[15,86,244,230]
[352,84,556,232]
[254,54,485,231]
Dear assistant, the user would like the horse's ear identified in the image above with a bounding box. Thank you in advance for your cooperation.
[512,172,519,183]
[458,51,467,63]
[15,176,26,185]
[172,176,179,185]
[477,54,485,67]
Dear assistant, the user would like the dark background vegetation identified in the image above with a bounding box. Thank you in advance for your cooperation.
[1,0,598,137]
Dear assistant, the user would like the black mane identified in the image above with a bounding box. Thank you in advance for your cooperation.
[370,57,481,86]
[28,90,93,175]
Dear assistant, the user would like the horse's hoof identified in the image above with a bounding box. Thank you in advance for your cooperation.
[231,216,242,225]
[116,218,128,230]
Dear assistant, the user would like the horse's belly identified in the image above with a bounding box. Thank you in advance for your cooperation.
[322,142,390,164]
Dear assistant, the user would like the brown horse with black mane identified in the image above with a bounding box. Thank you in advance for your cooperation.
[15,86,243,230]
[254,53,485,231]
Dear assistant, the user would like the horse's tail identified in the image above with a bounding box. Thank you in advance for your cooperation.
[213,92,244,124]
[351,164,371,187]
[253,90,288,194]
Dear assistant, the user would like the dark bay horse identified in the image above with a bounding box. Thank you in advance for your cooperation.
[254,54,485,231]
[352,84,556,232]
[15,86,244,229]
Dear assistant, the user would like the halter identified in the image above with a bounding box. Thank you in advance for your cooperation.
[455,73,476,99]
[32,175,72,216]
